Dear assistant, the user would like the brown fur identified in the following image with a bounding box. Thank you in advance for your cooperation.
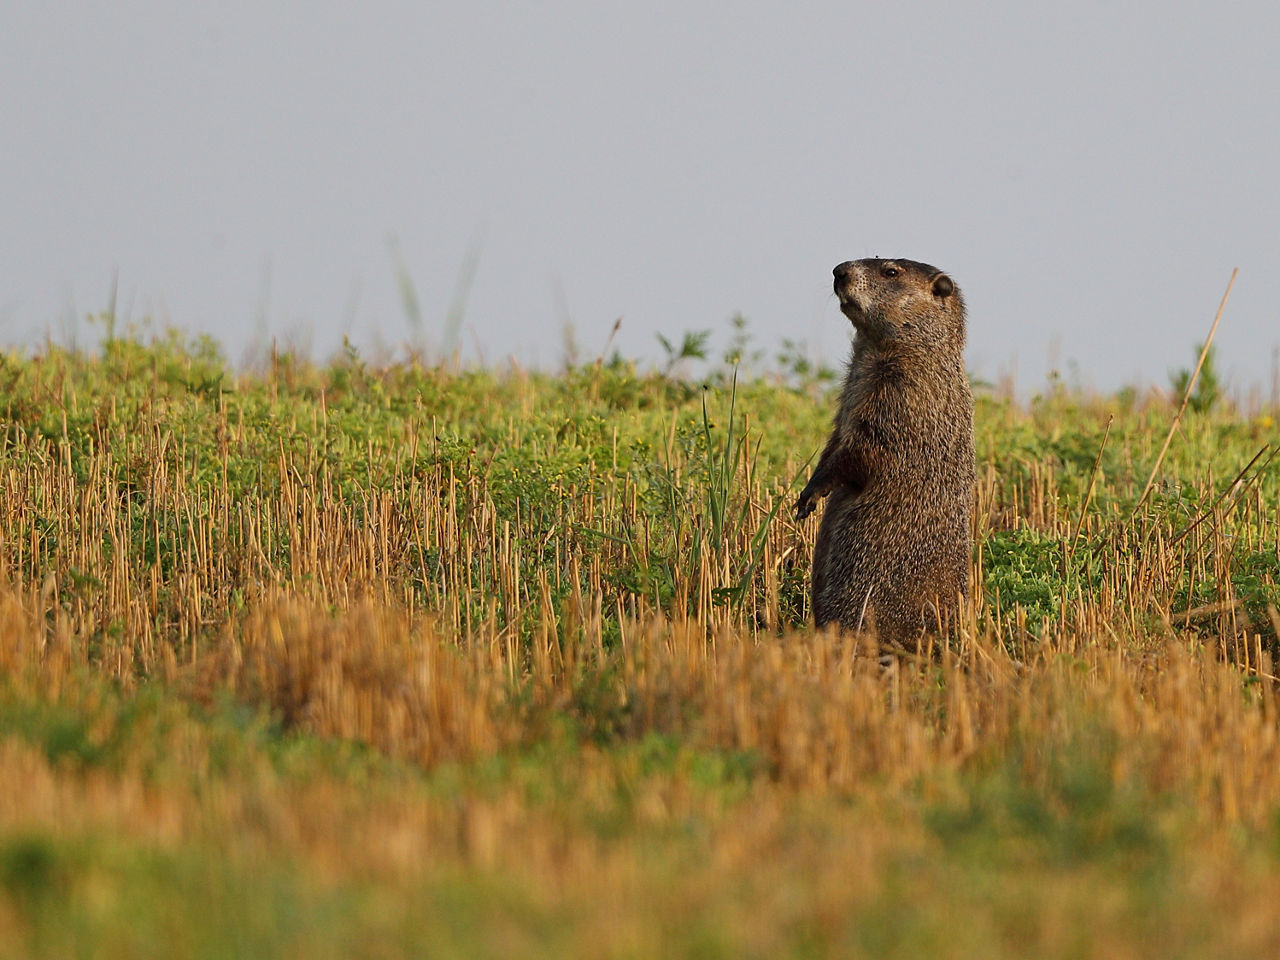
[795,258,974,643]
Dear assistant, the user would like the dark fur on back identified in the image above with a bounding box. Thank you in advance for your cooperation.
[795,258,974,642]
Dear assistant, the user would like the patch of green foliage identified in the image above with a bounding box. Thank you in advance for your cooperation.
[1170,341,1222,415]
[982,529,1069,634]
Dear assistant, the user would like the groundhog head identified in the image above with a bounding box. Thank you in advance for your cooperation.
[833,258,965,351]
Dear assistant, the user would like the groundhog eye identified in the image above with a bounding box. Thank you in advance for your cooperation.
[883,266,899,278]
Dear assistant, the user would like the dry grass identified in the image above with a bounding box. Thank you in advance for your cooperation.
[1,339,1279,957]
[6,571,1280,827]
[5,578,1280,957]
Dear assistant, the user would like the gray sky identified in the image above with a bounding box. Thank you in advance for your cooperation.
[3,1,1278,395]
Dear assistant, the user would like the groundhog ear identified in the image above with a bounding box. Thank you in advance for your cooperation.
[931,274,955,299]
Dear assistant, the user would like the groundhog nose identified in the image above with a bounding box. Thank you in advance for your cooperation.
[833,261,856,282]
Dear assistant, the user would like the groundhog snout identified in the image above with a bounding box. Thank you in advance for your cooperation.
[833,262,862,303]
[833,262,869,315]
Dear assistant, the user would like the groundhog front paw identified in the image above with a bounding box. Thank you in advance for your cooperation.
[794,493,816,521]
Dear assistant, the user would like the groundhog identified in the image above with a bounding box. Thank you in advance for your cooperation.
[795,258,974,643]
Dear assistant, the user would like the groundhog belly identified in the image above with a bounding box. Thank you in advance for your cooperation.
[812,475,967,641]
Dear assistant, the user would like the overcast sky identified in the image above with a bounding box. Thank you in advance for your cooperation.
[2,1,1277,396]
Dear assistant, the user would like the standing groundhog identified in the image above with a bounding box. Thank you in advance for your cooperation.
[795,258,974,643]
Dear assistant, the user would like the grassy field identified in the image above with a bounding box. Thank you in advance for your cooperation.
[1,331,1279,958]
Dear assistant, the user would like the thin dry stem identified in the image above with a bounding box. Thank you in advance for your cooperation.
[1132,267,1238,517]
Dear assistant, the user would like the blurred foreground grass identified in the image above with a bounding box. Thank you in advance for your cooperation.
[1,333,1279,958]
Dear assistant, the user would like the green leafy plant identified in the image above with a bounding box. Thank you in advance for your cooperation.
[656,328,710,378]
[1170,341,1221,414]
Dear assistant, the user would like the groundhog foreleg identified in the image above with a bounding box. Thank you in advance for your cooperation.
[794,434,868,520]
[795,435,839,520]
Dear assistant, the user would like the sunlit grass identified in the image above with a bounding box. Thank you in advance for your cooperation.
[0,332,1278,957]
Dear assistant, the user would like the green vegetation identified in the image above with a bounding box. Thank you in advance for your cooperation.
[0,330,1279,958]
[1170,340,1222,414]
